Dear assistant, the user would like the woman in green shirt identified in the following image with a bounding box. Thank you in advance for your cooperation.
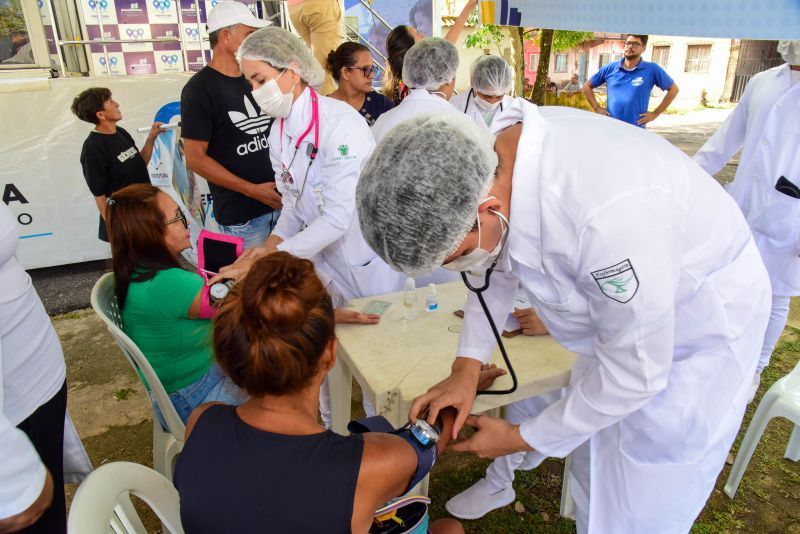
[106,184,245,422]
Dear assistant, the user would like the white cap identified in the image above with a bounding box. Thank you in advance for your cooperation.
[207,1,271,34]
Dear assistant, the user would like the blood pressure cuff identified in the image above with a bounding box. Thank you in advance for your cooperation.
[348,416,437,493]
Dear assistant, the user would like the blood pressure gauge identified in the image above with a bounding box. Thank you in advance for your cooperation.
[409,419,441,449]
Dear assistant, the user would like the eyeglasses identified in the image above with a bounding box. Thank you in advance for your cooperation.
[624,41,643,48]
[346,65,380,77]
[165,209,188,229]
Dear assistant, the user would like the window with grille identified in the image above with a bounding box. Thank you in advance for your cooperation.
[651,45,670,68]
[529,53,539,71]
[554,53,568,73]
[685,44,711,73]
[598,53,622,68]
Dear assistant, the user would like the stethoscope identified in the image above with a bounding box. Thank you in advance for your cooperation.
[463,88,504,114]
[279,87,320,199]
[459,211,518,396]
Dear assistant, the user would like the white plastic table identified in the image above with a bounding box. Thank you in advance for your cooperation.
[329,282,576,432]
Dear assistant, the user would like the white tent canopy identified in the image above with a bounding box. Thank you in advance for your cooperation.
[482,0,800,39]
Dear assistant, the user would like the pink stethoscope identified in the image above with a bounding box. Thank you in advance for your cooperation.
[278,87,320,199]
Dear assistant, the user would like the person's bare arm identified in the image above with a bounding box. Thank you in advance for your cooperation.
[582,81,609,116]
[444,0,477,44]
[638,83,679,126]
[94,195,107,221]
[183,139,281,209]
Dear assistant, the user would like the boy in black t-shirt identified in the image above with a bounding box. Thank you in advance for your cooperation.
[72,87,163,241]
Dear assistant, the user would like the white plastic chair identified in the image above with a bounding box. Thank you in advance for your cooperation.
[91,273,185,480]
[724,359,800,498]
[68,461,184,534]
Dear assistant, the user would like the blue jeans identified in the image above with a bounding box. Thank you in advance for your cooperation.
[218,210,280,250]
[152,365,246,427]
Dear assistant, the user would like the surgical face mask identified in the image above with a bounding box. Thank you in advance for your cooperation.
[777,40,800,66]
[444,206,508,274]
[252,69,295,118]
[473,95,501,113]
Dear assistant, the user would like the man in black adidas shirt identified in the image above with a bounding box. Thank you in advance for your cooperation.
[72,87,163,242]
[181,1,279,248]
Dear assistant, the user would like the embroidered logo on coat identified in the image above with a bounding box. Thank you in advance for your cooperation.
[338,144,349,156]
[591,259,639,303]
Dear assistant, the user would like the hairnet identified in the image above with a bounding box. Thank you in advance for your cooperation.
[471,55,514,96]
[401,37,459,90]
[237,26,325,88]
[356,113,497,276]
[777,40,800,65]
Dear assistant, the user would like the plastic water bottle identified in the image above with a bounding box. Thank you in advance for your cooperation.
[404,277,419,320]
[426,283,438,313]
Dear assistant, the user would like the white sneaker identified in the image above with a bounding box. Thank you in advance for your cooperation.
[445,478,516,520]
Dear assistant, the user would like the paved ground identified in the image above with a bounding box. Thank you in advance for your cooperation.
[29,107,739,315]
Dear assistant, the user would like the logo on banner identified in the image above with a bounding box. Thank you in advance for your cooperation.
[152,0,171,10]
[87,0,109,10]
[591,259,639,303]
[160,54,179,65]
[228,96,272,136]
[126,28,146,38]
[185,27,199,39]
[98,56,119,66]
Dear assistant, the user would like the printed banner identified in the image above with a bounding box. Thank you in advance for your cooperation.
[79,0,118,24]
[124,51,157,74]
[86,24,123,53]
[91,51,126,75]
[115,0,148,24]
[481,0,800,40]
[148,102,217,266]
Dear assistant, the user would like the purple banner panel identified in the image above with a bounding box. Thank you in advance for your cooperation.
[86,24,123,52]
[150,23,180,50]
[116,0,149,24]
[180,0,205,23]
[124,51,157,74]
[186,48,210,71]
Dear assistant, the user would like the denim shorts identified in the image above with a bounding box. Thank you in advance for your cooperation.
[218,210,280,250]
[152,365,247,427]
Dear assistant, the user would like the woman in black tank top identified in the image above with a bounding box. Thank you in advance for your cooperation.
[173,252,464,534]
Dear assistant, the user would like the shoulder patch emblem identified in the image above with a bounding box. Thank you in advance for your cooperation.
[591,259,639,303]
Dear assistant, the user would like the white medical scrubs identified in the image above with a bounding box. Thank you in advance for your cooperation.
[459,100,771,533]
[695,63,800,373]
[270,87,404,302]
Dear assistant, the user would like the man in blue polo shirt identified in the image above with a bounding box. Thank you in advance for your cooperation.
[583,34,679,127]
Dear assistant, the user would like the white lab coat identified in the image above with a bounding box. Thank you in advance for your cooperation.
[694,64,800,296]
[371,88,462,143]
[270,88,404,301]
[448,90,516,130]
[458,100,771,533]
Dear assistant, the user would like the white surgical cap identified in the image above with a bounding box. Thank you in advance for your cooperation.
[401,37,459,90]
[777,40,800,65]
[237,26,325,88]
[471,55,514,96]
[356,113,498,276]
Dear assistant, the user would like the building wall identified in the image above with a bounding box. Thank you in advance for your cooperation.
[640,36,733,107]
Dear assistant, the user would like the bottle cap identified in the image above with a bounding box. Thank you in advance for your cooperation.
[405,277,416,290]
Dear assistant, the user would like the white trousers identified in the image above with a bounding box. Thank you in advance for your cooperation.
[485,389,565,491]
[319,376,375,429]
[757,294,791,373]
